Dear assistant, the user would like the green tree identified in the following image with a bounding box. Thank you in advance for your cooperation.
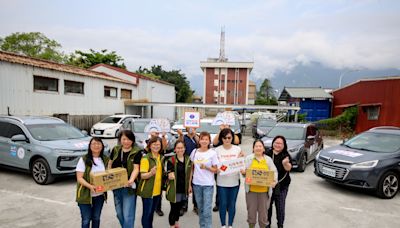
[0,32,65,62]
[255,79,278,105]
[66,49,126,69]
[137,65,194,103]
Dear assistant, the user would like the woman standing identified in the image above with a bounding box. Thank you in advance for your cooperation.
[190,132,219,228]
[108,130,142,228]
[137,136,164,228]
[241,139,277,228]
[215,128,243,228]
[266,135,292,228]
[76,137,109,228]
[166,140,193,228]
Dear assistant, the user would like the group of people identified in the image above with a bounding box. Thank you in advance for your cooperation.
[75,124,293,228]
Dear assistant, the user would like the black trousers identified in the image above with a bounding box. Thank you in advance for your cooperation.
[169,201,184,225]
[268,185,289,226]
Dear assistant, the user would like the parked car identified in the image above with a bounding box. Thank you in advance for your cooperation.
[0,116,109,184]
[171,119,187,138]
[119,118,176,152]
[262,122,323,172]
[252,118,277,138]
[90,114,140,138]
[314,126,400,199]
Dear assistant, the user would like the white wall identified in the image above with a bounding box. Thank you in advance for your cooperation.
[0,61,136,116]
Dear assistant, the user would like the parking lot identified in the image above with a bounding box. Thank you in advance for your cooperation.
[0,136,399,228]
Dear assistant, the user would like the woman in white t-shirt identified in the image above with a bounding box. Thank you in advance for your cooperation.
[75,137,109,228]
[190,132,219,228]
[215,128,244,228]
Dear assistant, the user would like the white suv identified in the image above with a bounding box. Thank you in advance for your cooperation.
[91,114,140,138]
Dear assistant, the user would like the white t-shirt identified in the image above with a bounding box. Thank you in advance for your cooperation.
[216,145,241,187]
[190,148,219,186]
[76,157,106,197]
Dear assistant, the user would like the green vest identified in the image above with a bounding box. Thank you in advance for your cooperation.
[75,155,109,204]
[110,145,141,195]
[137,152,163,198]
[166,155,192,203]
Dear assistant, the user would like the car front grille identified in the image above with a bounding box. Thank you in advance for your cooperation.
[93,129,104,135]
[318,162,349,180]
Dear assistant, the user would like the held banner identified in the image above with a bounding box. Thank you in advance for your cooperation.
[184,111,200,128]
[218,157,245,176]
[245,168,275,186]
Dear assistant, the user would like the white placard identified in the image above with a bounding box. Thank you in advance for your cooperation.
[144,119,171,133]
[212,112,235,126]
[218,157,245,176]
[184,112,200,128]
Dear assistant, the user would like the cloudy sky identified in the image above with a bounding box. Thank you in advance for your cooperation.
[1,0,399,93]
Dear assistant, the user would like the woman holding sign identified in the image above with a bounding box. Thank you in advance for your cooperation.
[190,132,219,228]
[215,128,244,228]
[108,130,142,228]
[76,137,109,228]
[265,135,292,228]
[241,139,277,228]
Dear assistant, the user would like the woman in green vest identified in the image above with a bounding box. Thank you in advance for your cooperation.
[137,136,164,228]
[165,140,193,228]
[108,130,142,228]
[76,137,109,228]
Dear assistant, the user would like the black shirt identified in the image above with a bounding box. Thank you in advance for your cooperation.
[110,148,142,173]
[167,157,186,194]
[265,149,292,187]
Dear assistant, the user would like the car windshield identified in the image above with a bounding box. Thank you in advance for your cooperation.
[197,122,220,134]
[266,126,305,140]
[100,117,121,124]
[26,123,85,141]
[133,121,150,133]
[258,119,276,127]
[344,132,400,153]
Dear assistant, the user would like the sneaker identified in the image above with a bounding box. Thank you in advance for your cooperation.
[156,210,164,216]
[213,205,219,212]
[221,226,226,228]
[193,207,199,215]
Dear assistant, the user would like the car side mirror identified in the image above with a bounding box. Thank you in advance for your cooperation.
[307,135,315,140]
[81,130,88,136]
[11,134,29,143]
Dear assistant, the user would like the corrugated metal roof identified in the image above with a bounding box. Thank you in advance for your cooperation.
[0,51,135,85]
[279,87,333,100]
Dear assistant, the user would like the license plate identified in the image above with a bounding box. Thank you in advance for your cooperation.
[322,166,336,178]
[95,131,101,135]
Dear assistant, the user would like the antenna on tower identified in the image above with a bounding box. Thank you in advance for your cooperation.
[218,26,226,62]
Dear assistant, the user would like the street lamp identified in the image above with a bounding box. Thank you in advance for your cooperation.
[338,69,359,88]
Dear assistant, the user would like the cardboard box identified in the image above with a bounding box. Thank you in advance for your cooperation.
[90,167,128,193]
[245,168,275,187]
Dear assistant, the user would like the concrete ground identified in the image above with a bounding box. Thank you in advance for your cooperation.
[0,136,399,228]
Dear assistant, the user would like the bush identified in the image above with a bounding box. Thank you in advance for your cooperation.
[316,107,358,137]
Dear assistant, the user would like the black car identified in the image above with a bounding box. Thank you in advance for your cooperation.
[252,118,277,138]
[314,126,400,199]
[262,122,323,172]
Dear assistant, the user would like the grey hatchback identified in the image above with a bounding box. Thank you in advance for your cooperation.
[314,126,400,199]
[0,116,109,184]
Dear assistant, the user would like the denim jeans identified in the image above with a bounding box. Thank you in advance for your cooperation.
[78,195,104,228]
[193,184,214,228]
[113,188,137,228]
[141,195,161,228]
[217,185,240,226]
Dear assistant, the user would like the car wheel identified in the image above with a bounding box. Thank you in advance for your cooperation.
[31,158,54,185]
[377,171,399,199]
[297,152,307,172]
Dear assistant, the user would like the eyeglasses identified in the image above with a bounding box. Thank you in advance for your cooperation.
[223,137,232,140]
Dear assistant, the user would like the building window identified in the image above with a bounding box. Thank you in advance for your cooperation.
[121,89,132,99]
[104,86,117,98]
[366,106,380,120]
[214,79,219,86]
[34,76,58,92]
[64,80,84,94]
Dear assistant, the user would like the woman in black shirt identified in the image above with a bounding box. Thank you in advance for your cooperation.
[265,135,292,228]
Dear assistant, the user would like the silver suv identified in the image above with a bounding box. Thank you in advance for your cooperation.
[0,116,109,184]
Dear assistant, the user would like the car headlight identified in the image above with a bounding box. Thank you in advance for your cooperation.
[288,147,301,153]
[351,160,379,169]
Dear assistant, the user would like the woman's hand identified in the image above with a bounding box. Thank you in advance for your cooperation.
[150,166,157,176]
[188,185,192,194]
[168,172,175,180]
[88,185,96,193]
[270,180,277,188]
[238,151,245,158]
[240,169,246,175]
[282,156,290,166]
